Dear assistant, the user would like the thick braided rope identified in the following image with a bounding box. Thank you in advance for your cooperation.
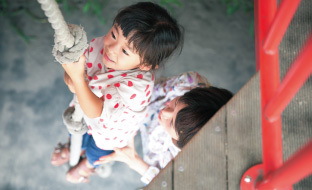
[38,0,88,166]
[38,0,88,64]
[63,95,88,135]
[38,0,74,48]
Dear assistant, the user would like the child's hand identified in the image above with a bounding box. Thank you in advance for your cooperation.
[94,136,137,166]
[94,135,150,176]
[62,55,86,83]
[64,72,75,93]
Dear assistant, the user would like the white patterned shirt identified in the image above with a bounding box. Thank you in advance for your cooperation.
[71,36,154,150]
[139,71,210,184]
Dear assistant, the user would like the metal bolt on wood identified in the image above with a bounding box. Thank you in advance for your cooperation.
[231,110,237,116]
[161,181,167,187]
[215,126,221,132]
[178,165,184,172]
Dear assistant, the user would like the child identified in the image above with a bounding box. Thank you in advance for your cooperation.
[51,2,183,183]
[93,72,233,185]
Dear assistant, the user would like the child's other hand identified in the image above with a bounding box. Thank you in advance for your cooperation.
[64,72,75,93]
[94,136,137,166]
[94,135,150,176]
[62,55,86,82]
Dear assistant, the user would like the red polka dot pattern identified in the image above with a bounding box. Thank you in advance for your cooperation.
[145,85,149,92]
[98,63,102,69]
[87,63,92,68]
[146,91,150,97]
[130,94,136,99]
[106,94,112,99]
[137,74,143,79]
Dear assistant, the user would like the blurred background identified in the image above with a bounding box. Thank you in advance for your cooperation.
[0,0,255,189]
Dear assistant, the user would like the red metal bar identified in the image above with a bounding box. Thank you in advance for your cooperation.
[256,138,312,190]
[264,33,312,122]
[256,0,284,176]
[262,0,301,54]
[247,0,311,189]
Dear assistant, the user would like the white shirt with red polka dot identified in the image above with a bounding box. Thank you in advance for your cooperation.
[71,36,155,150]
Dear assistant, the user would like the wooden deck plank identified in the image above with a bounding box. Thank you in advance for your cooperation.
[226,73,262,190]
[173,106,227,190]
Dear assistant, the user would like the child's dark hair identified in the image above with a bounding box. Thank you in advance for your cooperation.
[114,2,184,70]
[175,87,233,148]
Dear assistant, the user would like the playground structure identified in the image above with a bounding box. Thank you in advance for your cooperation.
[146,0,312,189]
[36,0,312,189]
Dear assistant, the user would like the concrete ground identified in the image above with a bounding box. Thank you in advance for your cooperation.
[0,0,255,189]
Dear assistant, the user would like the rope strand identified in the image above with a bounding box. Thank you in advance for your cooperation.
[38,0,74,49]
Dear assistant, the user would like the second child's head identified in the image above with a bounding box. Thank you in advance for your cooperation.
[158,87,233,148]
[102,2,183,71]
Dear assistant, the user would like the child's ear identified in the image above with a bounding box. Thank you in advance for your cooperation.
[139,64,158,71]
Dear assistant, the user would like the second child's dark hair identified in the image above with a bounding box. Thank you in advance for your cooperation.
[114,2,184,70]
[175,87,233,148]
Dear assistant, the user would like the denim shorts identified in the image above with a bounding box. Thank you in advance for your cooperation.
[80,133,114,167]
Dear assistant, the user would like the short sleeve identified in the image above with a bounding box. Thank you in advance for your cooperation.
[98,70,153,121]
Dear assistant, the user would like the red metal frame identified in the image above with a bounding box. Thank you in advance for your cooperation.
[264,33,312,122]
[241,0,312,189]
[262,0,301,54]
[256,139,312,189]
[256,0,283,176]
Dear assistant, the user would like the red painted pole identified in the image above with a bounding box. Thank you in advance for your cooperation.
[256,138,312,190]
[262,0,301,54]
[256,0,284,176]
[264,33,312,122]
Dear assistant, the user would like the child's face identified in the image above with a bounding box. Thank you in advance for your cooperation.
[158,97,186,141]
[102,25,144,71]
